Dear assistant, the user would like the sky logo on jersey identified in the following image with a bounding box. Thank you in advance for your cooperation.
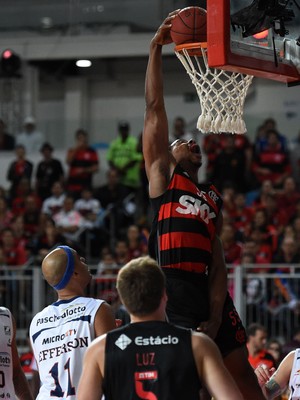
[115,334,132,350]
[135,335,179,346]
[176,195,216,224]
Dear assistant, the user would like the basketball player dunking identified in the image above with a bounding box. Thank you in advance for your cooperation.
[143,11,265,400]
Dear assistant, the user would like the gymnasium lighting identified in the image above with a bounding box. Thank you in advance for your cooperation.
[76,60,92,67]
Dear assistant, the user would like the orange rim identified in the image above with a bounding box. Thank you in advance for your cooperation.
[175,42,207,51]
[174,42,207,57]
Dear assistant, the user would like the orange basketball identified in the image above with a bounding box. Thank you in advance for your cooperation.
[170,6,207,45]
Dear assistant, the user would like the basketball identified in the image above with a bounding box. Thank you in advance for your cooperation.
[170,7,207,45]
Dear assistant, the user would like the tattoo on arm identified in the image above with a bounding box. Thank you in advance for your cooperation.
[265,379,282,399]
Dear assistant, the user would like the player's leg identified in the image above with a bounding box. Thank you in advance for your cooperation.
[223,345,265,400]
[215,294,265,400]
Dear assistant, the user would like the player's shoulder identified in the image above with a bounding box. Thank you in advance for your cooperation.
[0,306,10,315]
[89,332,107,353]
[0,307,11,320]
[191,331,219,352]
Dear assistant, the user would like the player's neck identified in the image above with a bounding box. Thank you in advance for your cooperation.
[57,289,84,300]
[185,168,199,184]
[130,312,166,324]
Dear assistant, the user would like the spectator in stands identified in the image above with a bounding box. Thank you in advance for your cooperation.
[35,142,64,200]
[66,129,99,199]
[0,118,15,150]
[74,188,101,229]
[22,194,42,237]
[0,196,13,231]
[107,121,143,193]
[277,176,300,223]
[249,207,278,253]
[290,129,300,190]
[290,199,300,223]
[247,323,277,370]
[251,179,276,209]
[16,116,43,153]
[94,167,131,209]
[97,251,119,276]
[266,338,283,367]
[251,129,291,189]
[244,229,273,268]
[0,227,28,266]
[220,133,253,188]
[292,216,300,243]
[222,184,237,216]
[220,223,243,265]
[7,145,33,201]
[228,192,254,238]
[74,188,108,258]
[272,236,300,266]
[95,251,119,307]
[243,253,266,324]
[41,181,66,218]
[170,116,194,142]
[254,118,287,155]
[53,195,85,250]
[114,239,129,266]
[263,193,288,233]
[277,224,296,248]
[10,178,36,216]
[202,133,221,180]
[1,228,29,315]
[94,168,135,238]
[10,215,30,252]
[211,135,247,192]
[28,216,65,264]
[126,224,148,261]
[266,274,300,332]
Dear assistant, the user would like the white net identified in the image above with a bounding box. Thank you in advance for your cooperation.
[175,44,254,134]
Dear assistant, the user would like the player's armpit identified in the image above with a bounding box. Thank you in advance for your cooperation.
[264,378,282,400]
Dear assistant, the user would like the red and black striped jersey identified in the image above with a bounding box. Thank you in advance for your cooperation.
[149,164,222,273]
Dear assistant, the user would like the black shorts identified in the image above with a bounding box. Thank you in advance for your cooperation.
[163,268,247,357]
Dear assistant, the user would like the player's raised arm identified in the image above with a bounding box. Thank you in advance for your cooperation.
[143,11,179,198]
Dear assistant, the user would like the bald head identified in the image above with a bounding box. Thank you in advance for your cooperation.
[42,247,75,287]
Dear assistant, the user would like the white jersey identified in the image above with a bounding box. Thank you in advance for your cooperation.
[30,296,103,400]
[0,307,16,399]
[289,348,300,400]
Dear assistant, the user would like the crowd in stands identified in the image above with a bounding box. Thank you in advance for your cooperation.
[0,115,300,334]
[1,114,300,398]
[0,116,300,268]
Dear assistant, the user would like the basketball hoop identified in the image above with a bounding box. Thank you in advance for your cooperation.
[174,42,254,134]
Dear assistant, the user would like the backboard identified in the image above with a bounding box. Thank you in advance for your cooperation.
[207,0,300,85]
